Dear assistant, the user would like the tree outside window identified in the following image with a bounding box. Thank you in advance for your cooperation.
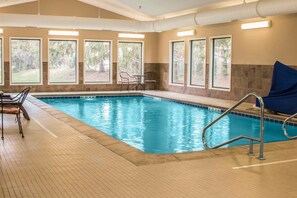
[11,38,42,84]
[48,40,77,84]
[190,39,206,87]
[212,37,231,89]
[118,42,142,80]
[84,41,111,83]
[171,41,184,84]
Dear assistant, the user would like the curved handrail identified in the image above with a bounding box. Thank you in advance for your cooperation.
[202,93,265,160]
[282,113,297,139]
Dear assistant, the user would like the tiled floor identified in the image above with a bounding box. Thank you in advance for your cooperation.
[1,91,297,197]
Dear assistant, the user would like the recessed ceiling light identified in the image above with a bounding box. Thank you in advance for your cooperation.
[177,30,195,37]
[48,30,79,36]
[241,21,271,30]
[118,33,145,39]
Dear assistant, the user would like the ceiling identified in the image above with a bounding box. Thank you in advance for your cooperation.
[0,0,259,21]
[114,0,247,16]
[78,0,259,20]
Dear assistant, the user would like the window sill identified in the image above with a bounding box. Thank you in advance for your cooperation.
[209,87,231,92]
[187,84,205,89]
[169,83,184,87]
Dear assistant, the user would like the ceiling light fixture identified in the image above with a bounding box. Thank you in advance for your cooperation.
[177,30,195,37]
[118,33,145,39]
[48,30,79,36]
[241,21,271,30]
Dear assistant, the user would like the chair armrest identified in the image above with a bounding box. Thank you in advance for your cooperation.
[2,94,12,99]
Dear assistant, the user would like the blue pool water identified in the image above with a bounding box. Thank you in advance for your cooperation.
[40,96,297,154]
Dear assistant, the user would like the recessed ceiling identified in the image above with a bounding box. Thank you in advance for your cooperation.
[79,0,259,20]
[115,0,233,16]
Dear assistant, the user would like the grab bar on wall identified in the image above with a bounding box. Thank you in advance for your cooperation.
[202,93,265,160]
[283,113,297,139]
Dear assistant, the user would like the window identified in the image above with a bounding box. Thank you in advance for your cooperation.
[118,41,143,81]
[84,40,112,84]
[189,39,206,87]
[0,38,3,85]
[171,41,185,84]
[210,37,232,90]
[10,38,42,85]
[48,39,78,84]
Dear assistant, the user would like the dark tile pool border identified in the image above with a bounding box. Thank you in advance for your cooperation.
[29,93,297,166]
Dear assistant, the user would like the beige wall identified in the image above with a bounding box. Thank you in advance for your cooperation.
[158,14,297,66]
[0,0,161,63]
[2,0,297,66]
[2,27,159,63]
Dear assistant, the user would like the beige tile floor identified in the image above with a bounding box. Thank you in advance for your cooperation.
[1,91,297,198]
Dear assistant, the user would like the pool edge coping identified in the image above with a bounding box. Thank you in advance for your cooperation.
[28,93,297,166]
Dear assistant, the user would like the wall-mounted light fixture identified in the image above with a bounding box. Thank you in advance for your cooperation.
[0,28,3,34]
[48,30,79,36]
[118,33,145,39]
[177,30,195,37]
[241,21,271,30]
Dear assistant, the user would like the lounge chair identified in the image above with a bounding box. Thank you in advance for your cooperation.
[3,87,31,120]
[1,87,31,139]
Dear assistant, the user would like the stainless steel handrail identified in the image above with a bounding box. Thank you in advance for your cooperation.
[202,93,265,160]
[282,113,297,139]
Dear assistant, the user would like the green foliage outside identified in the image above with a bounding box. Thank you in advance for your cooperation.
[191,40,206,86]
[84,41,110,82]
[172,41,184,84]
[49,40,77,83]
[213,38,231,88]
[11,39,41,84]
[118,42,142,78]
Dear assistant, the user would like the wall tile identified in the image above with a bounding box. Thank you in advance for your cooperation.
[160,63,297,102]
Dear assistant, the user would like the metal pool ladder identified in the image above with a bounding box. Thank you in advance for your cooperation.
[283,113,297,139]
[202,93,265,160]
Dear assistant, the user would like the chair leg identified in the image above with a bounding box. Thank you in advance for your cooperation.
[21,105,30,120]
[16,114,24,138]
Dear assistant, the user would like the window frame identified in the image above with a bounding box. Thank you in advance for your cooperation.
[48,38,79,85]
[187,38,206,89]
[117,40,144,83]
[0,37,3,85]
[209,35,232,92]
[169,40,185,86]
[83,39,113,84]
[9,37,43,85]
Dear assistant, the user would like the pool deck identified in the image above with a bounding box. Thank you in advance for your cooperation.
[1,90,297,197]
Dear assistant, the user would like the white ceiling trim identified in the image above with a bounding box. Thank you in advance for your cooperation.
[78,0,155,21]
[0,0,37,8]
[0,0,297,32]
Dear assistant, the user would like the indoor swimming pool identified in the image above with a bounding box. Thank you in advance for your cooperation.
[40,95,297,154]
